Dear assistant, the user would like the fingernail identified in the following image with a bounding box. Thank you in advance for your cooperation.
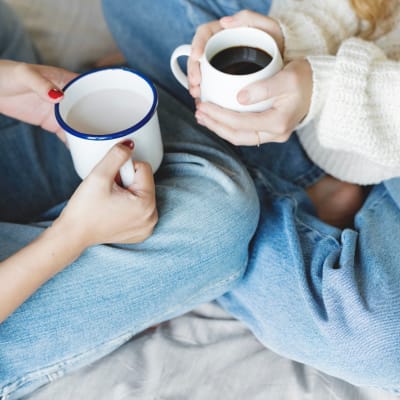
[121,139,134,150]
[48,88,63,99]
[237,90,250,104]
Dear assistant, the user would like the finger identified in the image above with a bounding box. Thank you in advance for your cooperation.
[189,83,201,99]
[128,161,155,196]
[188,55,201,89]
[191,20,223,60]
[187,54,201,98]
[189,21,222,99]
[196,109,257,146]
[196,101,290,136]
[14,63,64,102]
[196,102,268,132]
[197,108,290,145]
[237,70,289,105]
[92,141,134,185]
[34,64,78,91]
[220,10,278,33]
[220,11,284,52]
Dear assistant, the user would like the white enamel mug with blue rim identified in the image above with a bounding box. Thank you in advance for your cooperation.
[55,67,163,187]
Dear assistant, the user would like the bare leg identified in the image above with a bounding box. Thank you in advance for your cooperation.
[306,175,366,228]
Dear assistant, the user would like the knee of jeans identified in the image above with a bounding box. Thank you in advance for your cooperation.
[204,175,259,274]
[181,169,259,287]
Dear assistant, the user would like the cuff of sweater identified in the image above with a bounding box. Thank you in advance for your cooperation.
[278,20,311,61]
[296,55,336,130]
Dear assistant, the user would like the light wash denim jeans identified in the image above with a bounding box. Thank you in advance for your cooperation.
[0,2,260,399]
[103,0,400,393]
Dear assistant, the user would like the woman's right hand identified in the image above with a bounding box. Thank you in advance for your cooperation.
[188,10,284,99]
[0,141,156,322]
[55,141,157,247]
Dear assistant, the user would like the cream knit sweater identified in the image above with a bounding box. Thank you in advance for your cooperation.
[269,0,400,184]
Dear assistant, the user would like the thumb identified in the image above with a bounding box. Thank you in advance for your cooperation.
[92,141,134,186]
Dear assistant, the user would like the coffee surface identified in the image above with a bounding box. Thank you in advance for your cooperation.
[210,46,272,75]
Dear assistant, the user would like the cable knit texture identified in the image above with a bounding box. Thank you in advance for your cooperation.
[270,0,400,184]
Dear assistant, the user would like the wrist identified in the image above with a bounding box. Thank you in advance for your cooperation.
[47,216,89,261]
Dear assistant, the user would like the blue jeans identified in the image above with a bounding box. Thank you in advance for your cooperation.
[103,0,400,392]
[0,2,259,399]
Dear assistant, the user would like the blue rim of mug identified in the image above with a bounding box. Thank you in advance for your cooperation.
[54,66,158,141]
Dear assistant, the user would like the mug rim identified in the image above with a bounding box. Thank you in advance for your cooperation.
[203,26,279,77]
[54,66,158,141]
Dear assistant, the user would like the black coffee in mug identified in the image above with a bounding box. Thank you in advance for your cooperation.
[210,46,273,75]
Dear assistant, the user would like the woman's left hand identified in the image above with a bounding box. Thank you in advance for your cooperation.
[0,60,77,140]
[195,59,313,146]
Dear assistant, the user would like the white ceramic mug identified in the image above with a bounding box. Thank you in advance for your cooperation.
[55,67,163,187]
[170,27,283,112]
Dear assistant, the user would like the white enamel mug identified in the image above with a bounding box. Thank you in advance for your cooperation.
[170,27,283,112]
[55,67,163,187]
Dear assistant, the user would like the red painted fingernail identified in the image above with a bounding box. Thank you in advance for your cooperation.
[48,88,63,99]
[121,139,134,150]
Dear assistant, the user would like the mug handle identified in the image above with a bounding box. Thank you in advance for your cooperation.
[170,44,192,89]
[120,159,135,187]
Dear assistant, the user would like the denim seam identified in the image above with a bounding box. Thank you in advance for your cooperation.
[256,171,341,244]
[292,196,341,246]
[0,267,242,398]
[292,164,325,189]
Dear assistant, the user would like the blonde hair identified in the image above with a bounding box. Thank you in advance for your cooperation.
[350,0,393,37]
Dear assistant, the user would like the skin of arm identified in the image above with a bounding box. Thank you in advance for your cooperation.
[0,60,158,323]
[0,143,157,323]
[0,219,85,323]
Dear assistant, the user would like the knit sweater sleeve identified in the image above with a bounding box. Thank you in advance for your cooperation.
[300,37,400,171]
[270,0,359,60]
[298,38,400,184]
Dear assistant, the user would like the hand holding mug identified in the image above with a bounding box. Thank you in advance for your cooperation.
[171,10,313,146]
[195,59,313,146]
[171,23,283,112]
[0,60,77,141]
[186,10,285,101]
[57,141,157,246]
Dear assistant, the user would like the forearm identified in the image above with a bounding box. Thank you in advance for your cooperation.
[0,220,85,323]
